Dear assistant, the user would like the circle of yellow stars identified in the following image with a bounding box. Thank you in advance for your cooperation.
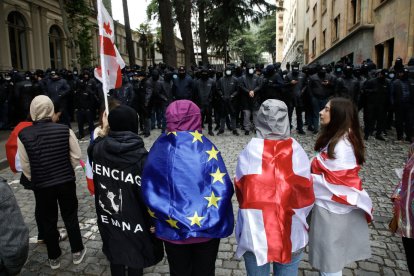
[150,131,227,229]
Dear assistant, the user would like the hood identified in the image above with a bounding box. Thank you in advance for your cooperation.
[256,99,290,140]
[104,131,146,158]
[30,95,54,121]
[166,100,201,132]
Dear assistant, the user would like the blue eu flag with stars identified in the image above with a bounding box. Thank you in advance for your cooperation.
[142,131,234,240]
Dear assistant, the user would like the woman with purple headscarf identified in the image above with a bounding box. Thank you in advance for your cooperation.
[142,100,234,276]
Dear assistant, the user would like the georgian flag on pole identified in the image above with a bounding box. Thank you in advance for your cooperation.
[311,138,373,222]
[234,138,315,266]
[95,0,125,113]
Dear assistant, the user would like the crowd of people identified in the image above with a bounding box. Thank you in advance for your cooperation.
[1,56,413,142]
[1,56,414,276]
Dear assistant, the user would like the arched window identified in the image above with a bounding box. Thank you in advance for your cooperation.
[49,25,64,69]
[8,12,29,70]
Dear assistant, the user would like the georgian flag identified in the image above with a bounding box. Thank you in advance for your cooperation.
[235,138,315,266]
[94,0,125,93]
[5,122,32,173]
[311,138,373,222]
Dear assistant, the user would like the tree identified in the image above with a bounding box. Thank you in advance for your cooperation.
[58,0,77,68]
[173,0,195,68]
[229,30,263,64]
[63,0,94,68]
[122,0,135,66]
[158,0,177,67]
[257,12,277,62]
[197,0,209,66]
[205,0,278,63]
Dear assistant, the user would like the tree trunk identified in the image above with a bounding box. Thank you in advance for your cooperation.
[122,0,135,66]
[158,0,177,67]
[198,0,208,66]
[58,0,77,68]
[173,0,195,69]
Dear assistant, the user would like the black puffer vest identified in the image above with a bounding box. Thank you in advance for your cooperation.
[18,120,75,190]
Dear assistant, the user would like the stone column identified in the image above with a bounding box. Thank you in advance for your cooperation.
[30,3,44,69]
[40,8,50,69]
[408,0,414,58]
[0,3,12,71]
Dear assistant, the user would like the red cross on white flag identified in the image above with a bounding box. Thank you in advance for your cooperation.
[94,0,125,112]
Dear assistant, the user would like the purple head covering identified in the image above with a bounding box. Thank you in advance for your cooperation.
[166,100,201,132]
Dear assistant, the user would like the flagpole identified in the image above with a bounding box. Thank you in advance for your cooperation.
[98,0,109,116]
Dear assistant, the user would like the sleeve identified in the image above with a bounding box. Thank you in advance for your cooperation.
[69,129,81,170]
[17,138,31,181]
[0,183,29,275]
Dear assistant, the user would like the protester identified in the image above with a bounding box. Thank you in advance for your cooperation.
[309,97,373,275]
[17,95,86,269]
[390,143,414,275]
[234,99,314,275]
[88,104,163,276]
[142,100,234,276]
[0,176,29,276]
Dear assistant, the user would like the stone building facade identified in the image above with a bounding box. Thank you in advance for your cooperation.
[279,0,414,67]
[0,0,184,72]
[276,0,306,68]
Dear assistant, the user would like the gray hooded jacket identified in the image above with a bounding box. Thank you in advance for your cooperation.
[256,99,290,140]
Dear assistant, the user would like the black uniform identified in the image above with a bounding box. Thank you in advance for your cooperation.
[194,74,216,134]
[362,75,390,139]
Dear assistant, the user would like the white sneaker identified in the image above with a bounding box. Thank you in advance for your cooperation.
[72,247,87,264]
[49,258,60,269]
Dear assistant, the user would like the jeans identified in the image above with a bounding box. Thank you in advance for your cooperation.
[320,271,342,276]
[243,251,303,276]
[151,105,166,131]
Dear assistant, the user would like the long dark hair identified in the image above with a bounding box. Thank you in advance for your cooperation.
[314,97,365,164]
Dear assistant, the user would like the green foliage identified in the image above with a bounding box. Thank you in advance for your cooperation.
[227,10,277,64]
[77,18,94,68]
[147,0,159,21]
[65,0,94,67]
[256,12,276,57]
[205,0,277,57]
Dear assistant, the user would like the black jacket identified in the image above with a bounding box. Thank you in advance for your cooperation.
[239,74,261,110]
[172,75,194,100]
[194,78,215,107]
[308,73,335,99]
[75,78,98,110]
[260,72,285,103]
[88,131,163,269]
[45,77,70,111]
[335,76,360,104]
[0,177,29,276]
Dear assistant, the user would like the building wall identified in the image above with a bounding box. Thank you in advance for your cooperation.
[0,0,183,72]
[298,0,414,67]
[280,0,306,68]
[275,0,284,62]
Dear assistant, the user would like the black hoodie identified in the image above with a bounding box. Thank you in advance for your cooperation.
[88,131,163,269]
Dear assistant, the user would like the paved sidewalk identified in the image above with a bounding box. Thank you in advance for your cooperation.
[0,124,411,275]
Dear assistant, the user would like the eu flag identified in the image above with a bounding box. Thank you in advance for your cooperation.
[142,131,234,240]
